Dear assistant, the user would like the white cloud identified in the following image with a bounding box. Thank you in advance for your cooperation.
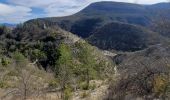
[1,0,169,23]
[8,0,168,6]
[7,0,91,17]
[44,0,88,17]
[0,3,32,23]
[45,0,169,17]
[7,0,78,8]
[7,0,169,17]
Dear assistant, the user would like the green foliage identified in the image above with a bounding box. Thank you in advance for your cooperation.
[56,43,72,66]
[80,91,89,98]
[79,81,97,90]
[0,81,9,88]
[56,43,73,76]
[64,86,73,100]
[48,79,59,88]
[0,16,114,99]
[89,83,97,90]
[13,51,25,62]
[12,51,27,68]
[56,43,74,99]
[76,42,97,88]
[1,57,10,67]
[31,49,47,61]
[79,82,89,90]
[43,42,60,67]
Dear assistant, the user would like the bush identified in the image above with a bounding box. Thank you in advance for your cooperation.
[79,82,97,90]
[48,79,58,88]
[1,57,10,67]
[89,83,96,90]
[153,75,168,95]
[0,81,9,88]
[12,51,27,67]
[31,49,47,61]
[13,51,25,62]
[64,86,72,100]
[80,91,89,98]
[79,82,89,90]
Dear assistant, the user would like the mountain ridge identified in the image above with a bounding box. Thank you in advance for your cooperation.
[23,1,170,52]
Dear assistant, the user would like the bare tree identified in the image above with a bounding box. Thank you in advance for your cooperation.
[106,56,170,100]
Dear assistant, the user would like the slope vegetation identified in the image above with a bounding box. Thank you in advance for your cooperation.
[88,22,165,51]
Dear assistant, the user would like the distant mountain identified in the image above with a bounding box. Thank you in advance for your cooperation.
[0,23,16,28]
[147,3,170,9]
[35,1,170,30]
[25,1,170,51]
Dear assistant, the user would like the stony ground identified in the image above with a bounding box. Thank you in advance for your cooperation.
[0,80,109,100]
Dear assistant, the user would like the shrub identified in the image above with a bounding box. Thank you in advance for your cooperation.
[89,83,96,90]
[31,49,47,61]
[48,79,58,88]
[79,82,89,90]
[12,51,27,68]
[153,75,168,95]
[0,81,9,88]
[80,91,89,98]
[64,86,72,100]
[1,57,10,67]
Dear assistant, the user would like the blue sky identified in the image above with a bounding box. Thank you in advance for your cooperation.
[0,0,169,23]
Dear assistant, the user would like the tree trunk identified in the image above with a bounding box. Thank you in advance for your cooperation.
[24,83,27,100]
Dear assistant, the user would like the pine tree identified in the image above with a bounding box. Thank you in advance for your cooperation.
[77,42,96,89]
[56,43,73,99]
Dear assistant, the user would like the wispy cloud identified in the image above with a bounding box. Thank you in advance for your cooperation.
[0,0,168,23]
[0,3,32,23]
[6,0,93,17]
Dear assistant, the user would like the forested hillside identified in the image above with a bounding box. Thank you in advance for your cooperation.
[87,22,166,51]
[0,24,114,100]
[25,1,170,52]
[1,1,170,100]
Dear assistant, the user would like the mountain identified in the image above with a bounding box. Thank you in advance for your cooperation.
[27,1,170,36]
[25,1,170,52]
[87,22,166,51]
[1,1,170,100]
[147,3,170,10]
[0,23,16,28]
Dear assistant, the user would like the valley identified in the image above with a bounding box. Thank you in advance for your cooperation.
[0,1,170,100]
